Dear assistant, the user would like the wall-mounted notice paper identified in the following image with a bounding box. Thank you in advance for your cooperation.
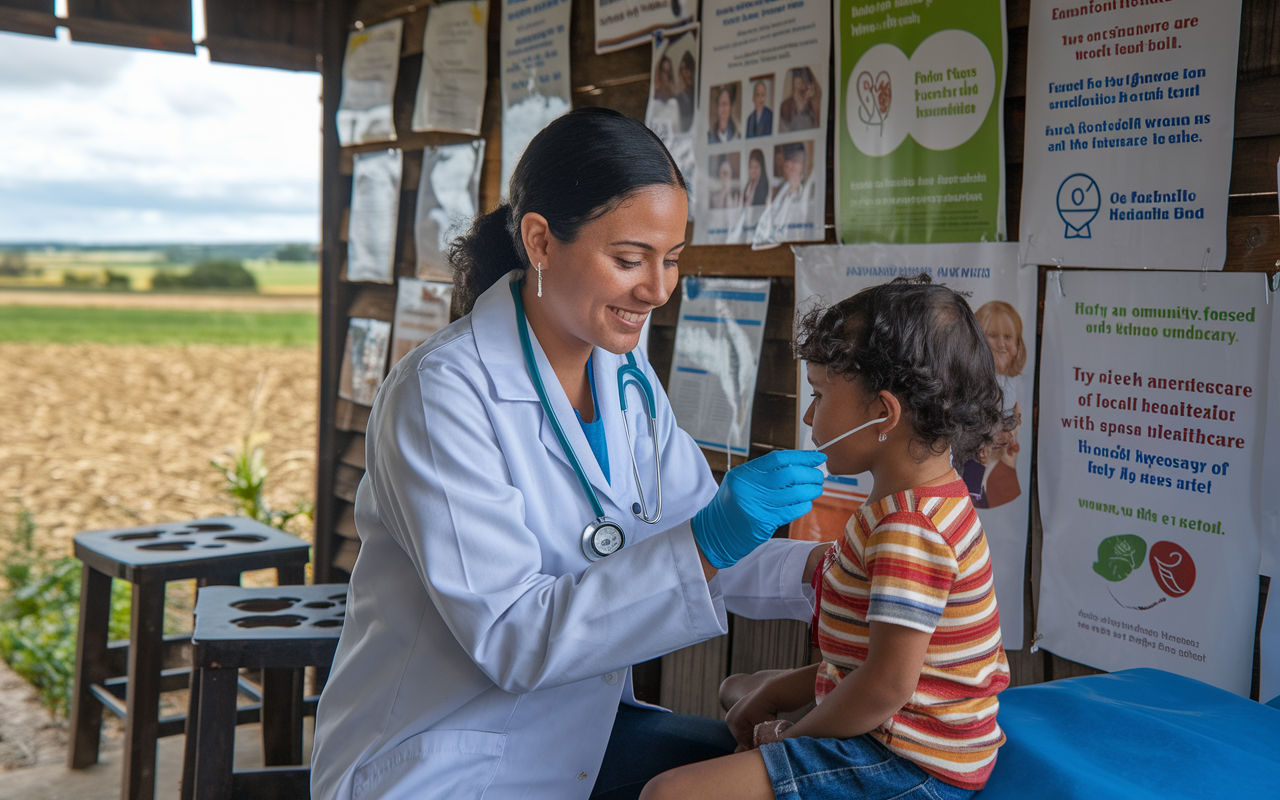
[791,243,1031,648]
[336,18,404,146]
[500,0,571,199]
[1037,270,1274,695]
[1020,1,1241,270]
[339,317,393,406]
[595,0,694,54]
[834,0,1006,244]
[1258,282,1280,706]
[667,277,770,459]
[645,26,700,219]
[693,0,829,247]
[415,141,485,281]
[346,148,403,284]
[412,0,489,135]
[391,278,453,364]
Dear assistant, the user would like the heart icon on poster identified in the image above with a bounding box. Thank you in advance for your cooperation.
[856,70,891,133]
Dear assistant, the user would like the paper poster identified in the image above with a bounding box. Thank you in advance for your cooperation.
[412,0,489,135]
[646,26,700,219]
[339,318,393,406]
[595,0,694,54]
[667,277,770,459]
[1037,271,1272,695]
[415,141,485,281]
[346,148,403,284]
[500,0,572,199]
[1260,277,1280,705]
[791,243,1031,648]
[692,0,829,247]
[834,0,1006,244]
[336,18,404,146]
[1020,2,1241,271]
[392,278,454,364]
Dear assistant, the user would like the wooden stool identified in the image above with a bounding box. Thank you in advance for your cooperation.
[68,517,311,800]
[183,583,346,800]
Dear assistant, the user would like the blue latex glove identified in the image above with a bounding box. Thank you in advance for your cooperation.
[692,450,827,569]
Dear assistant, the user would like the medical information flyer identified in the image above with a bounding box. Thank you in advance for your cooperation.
[1037,270,1273,695]
[834,0,1006,244]
[1019,0,1242,270]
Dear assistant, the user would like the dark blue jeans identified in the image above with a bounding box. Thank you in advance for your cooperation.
[590,704,739,800]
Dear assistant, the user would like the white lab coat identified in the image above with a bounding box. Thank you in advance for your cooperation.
[311,272,816,800]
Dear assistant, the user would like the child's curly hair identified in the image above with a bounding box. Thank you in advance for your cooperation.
[794,275,1014,465]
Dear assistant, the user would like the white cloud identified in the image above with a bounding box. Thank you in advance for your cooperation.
[0,31,321,243]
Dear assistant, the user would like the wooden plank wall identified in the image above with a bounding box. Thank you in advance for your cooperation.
[315,0,1280,714]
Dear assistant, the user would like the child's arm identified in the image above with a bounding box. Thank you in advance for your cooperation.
[723,663,820,748]
[779,620,931,741]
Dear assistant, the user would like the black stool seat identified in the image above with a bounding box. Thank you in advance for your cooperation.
[74,517,311,583]
[184,584,346,800]
[68,517,310,800]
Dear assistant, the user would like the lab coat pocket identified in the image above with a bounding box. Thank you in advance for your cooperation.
[351,729,507,800]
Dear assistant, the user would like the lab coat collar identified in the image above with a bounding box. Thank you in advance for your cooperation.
[470,270,635,509]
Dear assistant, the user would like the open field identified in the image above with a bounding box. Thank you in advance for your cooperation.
[0,341,318,556]
[1,254,318,294]
[0,305,318,347]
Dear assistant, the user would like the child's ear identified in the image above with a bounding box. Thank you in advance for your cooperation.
[875,390,903,436]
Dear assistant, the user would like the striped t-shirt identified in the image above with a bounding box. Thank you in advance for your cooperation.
[813,478,1009,790]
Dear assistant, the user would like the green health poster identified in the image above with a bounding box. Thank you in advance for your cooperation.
[835,0,1006,243]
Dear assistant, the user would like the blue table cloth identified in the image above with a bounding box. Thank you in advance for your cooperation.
[975,668,1280,799]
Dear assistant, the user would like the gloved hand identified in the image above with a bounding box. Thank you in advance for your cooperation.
[692,450,827,569]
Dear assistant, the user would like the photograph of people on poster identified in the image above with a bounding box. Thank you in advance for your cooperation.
[745,76,773,138]
[707,82,741,144]
[778,66,820,133]
[646,26,699,218]
[753,141,817,247]
[707,153,740,209]
[960,301,1026,509]
[693,0,828,246]
[742,148,769,207]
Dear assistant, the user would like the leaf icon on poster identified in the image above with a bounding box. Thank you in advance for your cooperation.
[1149,541,1196,598]
[1091,534,1146,582]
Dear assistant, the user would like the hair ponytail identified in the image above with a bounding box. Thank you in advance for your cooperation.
[448,108,685,316]
[449,204,525,316]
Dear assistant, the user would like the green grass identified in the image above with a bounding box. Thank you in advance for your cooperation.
[0,306,318,347]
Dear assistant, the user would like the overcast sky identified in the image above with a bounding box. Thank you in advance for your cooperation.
[0,31,321,244]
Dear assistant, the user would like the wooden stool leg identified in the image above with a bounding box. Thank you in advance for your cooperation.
[122,581,165,800]
[192,667,238,800]
[262,667,305,766]
[182,574,240,800]
[68,565,113,769]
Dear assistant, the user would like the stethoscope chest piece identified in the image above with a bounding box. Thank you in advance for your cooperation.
[582,517,626,562]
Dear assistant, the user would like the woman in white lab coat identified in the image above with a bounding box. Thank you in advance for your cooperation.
[311,109,826,800]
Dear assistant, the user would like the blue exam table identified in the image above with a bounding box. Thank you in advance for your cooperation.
[974,668,1280,799]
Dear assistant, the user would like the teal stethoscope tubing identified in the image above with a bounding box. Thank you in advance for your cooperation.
[510,279,663,527]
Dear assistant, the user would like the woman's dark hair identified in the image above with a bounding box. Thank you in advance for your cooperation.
[793,274,1013,464]
[449,108,685,314]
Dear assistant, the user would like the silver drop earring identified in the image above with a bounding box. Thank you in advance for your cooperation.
[878,433,887,442]
[536,262,543,297]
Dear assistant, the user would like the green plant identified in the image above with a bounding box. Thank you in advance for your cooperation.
[0,505,131,715]
[211,374,314,531]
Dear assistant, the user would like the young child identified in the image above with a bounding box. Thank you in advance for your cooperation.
[962,301,1026,508]
[641,276,1013,800]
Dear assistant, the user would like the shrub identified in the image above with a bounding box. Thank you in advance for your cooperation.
[149,260,258,292]
[274,243,314,262]
[183,259,258,290]
[104,270,131,290]
[0,506,131,715]
[62,271,98,287]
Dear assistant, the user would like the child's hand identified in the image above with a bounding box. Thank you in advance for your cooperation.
[725,685,781,750]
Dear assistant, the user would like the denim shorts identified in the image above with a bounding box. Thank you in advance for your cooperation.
[759,734,976,800]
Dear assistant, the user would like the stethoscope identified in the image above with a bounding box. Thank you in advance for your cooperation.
[511,280,663,562]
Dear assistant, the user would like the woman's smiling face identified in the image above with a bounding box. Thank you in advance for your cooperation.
[538,185,687,356]
[717,89,732,129]
[983,312,1017,375]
